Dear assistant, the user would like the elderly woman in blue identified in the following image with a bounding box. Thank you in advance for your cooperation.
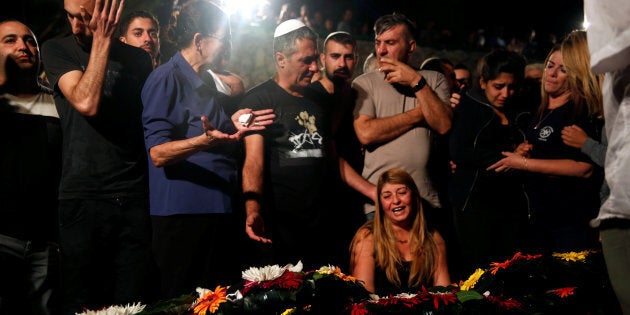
[140,0,274,300]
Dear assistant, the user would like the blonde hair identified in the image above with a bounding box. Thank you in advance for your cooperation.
[539,30,604,119]
[349,168,438,288]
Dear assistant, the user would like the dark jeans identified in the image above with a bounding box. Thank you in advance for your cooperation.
[151,214,241,299]
[58,197,155,315]
[0,234,59,315]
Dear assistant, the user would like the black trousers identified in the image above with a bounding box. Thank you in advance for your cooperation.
[58,197,155,315]
[151,213,241,299]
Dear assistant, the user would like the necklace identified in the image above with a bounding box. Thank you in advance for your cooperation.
[534,109,554,130]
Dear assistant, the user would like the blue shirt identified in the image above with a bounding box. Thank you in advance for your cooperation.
[141,51,238,216]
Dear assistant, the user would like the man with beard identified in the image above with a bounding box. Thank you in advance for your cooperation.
[41,0,155,313]
[305,31,375,269]
[0,19,61,315]
[118,10,161,68]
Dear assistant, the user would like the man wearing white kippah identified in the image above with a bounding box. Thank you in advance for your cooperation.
[240,19,340,270]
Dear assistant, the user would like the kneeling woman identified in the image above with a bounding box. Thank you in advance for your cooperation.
[349,168,451,296]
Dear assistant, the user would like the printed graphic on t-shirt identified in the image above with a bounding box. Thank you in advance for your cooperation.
[537,125,554,142]
[287,110,323,157]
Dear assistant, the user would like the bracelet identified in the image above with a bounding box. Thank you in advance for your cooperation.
[522,156,528,170]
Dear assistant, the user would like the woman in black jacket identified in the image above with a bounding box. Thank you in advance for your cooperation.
[448,49,529,274]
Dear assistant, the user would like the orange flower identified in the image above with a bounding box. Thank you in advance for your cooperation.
[192,286,228,315]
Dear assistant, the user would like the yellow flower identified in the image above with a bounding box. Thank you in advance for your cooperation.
[192,286,227,315]
[316,265,339,275]
[460,268,485,291]
[281,307,296,315]
[552,250,593,262]
[315,265,358,282]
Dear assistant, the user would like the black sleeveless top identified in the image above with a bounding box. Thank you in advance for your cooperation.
[374,261,431,296]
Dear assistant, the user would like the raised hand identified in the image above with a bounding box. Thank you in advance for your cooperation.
[84,0,124,40]
[378,57,420,87]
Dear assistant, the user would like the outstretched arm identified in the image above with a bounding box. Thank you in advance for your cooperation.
[487,151,593,178]
[148,109,275,167]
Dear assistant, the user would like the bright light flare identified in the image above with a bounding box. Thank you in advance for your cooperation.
[223,0,270,22]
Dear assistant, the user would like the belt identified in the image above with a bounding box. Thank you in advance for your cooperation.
[599,218,630,230]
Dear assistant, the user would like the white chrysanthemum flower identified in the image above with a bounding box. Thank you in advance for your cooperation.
[242,264,286,282]
[242,261,303,282]
[75,302,145,315]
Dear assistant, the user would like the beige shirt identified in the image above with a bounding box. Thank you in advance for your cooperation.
[352,69,450,213]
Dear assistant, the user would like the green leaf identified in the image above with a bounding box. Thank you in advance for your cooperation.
[456,290,484,303]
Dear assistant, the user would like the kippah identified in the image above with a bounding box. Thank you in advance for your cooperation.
[274,19,306,38]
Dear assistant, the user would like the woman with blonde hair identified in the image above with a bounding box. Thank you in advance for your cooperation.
[349,168,450,295]
[488,30,605,253]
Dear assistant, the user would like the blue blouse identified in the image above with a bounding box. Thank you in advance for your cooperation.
[141,51,238,216]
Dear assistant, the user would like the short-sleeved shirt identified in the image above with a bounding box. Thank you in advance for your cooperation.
[525,102,601,227]
[240,79,337,267]
[141,51,238,216]
[352,70,451,213]
[41,37,152,199]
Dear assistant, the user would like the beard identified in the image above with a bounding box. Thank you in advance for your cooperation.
[5,56,38,77]
[326,68,350,85]
[73,34,92,50]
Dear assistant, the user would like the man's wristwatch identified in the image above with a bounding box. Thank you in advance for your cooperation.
[412,77,427,93]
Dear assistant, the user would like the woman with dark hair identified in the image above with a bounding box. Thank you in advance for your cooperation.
[349,168,451,296]
[448,49,529,274]
[140,0,274,299]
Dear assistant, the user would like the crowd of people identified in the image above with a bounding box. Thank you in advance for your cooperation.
[1,0,629,314]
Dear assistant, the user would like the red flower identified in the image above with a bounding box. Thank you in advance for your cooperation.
[485,295,523,311]
[429,292,458,310]
[489,252,543,275]
[243,270,304,295]
[350,302,368,315]
[550,287,577,298]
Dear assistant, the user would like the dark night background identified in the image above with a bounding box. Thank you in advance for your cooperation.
[2,0,585,46]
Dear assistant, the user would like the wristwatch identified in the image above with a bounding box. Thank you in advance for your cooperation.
[412,77,427,93]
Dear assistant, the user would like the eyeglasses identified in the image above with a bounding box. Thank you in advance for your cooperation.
[208,33,231,44]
